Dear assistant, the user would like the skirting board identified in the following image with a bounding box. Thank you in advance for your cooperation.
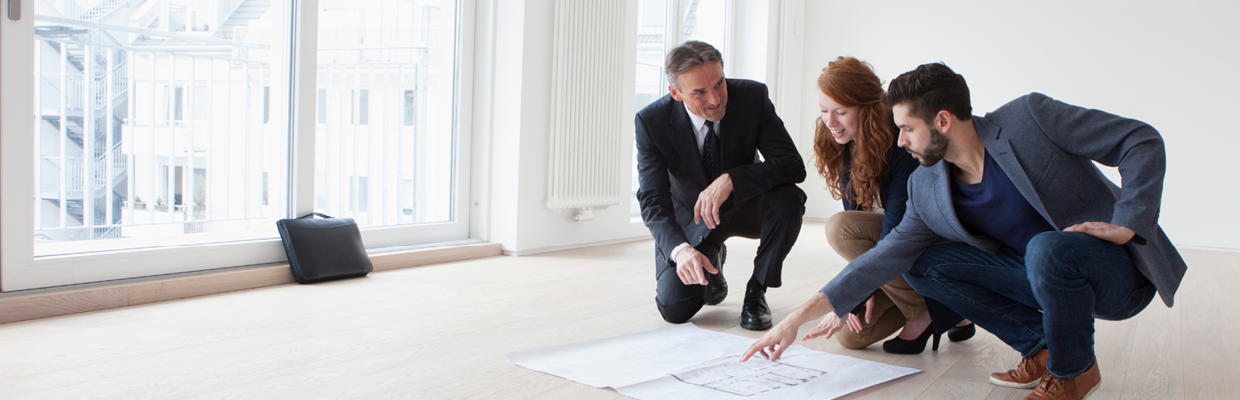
[0,243,502,325]
[1179,245,1240,254]
[502,235,652,256]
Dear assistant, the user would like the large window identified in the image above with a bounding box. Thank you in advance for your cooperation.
[29,0,292,256]
[1,0,470,292]
[314,2,457,228]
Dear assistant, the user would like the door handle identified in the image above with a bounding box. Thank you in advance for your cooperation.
[8,0,19,21]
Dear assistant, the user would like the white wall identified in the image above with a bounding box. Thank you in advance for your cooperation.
[481,0,652,255]
[793,0,1240,249]
[767,0,808,220]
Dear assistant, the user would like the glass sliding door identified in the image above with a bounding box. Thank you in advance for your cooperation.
[313,0,465,249]
[24,1,293,257]
[0,0,471,292]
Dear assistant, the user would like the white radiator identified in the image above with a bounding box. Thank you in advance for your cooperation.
[544,0,628,221]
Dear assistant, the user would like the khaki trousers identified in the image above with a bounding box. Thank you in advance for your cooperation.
[825,210,929,349]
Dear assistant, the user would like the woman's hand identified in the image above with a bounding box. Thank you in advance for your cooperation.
[803,313,844,341]
[804,295,873,341]
[845,295,875,333]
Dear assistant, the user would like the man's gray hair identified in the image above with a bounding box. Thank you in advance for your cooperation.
[665,41,724,90]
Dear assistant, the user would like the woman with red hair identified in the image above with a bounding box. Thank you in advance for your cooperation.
[806,56,973,354]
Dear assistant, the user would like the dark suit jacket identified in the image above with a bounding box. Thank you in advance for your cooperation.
[822,92,1188,317]
[635,79,806,263]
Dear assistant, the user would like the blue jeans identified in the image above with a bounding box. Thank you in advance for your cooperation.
[904,231,1156,379]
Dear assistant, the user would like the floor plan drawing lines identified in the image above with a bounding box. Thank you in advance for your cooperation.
[671,355,828,397]
[509,323,920,400]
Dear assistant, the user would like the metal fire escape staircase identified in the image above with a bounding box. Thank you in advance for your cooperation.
[213,0,271,40]
[35,0,131,239]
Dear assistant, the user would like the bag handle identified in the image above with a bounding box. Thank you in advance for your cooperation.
[298,213,333,219]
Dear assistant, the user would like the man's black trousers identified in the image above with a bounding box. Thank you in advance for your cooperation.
[655,184,806,323]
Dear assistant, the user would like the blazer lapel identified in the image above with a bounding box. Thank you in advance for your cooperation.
[978,118,1058,230]
[669,102,708,185]
[932,150,1003,252]
[931,163,975,242]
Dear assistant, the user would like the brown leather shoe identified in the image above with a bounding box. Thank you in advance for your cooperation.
[990,349,1049,389]
[1023,360,1101,400]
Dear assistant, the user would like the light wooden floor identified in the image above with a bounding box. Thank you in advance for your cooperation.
[1,223,1237,399]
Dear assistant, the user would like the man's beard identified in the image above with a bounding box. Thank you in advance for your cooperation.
[910,127,950,167]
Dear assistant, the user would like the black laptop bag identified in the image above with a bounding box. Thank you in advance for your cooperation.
[276,213,373,284]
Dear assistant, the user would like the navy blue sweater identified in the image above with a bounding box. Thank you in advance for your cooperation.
[951,150,1055,255]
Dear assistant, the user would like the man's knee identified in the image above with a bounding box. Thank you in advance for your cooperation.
[655,257,706,323]
[904,245,969,302]
[761,185,806,219]
[902,273,932,302]
[1027,231,1079,261]
[1026,231,1086,283]
[907,242,977,279]
[657,298,703,324]
[907,248,945,279]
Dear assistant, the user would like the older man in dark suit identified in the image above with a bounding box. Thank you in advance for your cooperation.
[741,63,1186,400]
[635,41,806,331]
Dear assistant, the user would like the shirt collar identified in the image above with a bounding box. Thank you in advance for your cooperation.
[682,102,715,132]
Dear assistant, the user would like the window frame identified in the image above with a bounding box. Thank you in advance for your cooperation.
[0,0,475,292]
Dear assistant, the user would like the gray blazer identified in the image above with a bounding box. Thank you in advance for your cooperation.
[821,92,1187,317]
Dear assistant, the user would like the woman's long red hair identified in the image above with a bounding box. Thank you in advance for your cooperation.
[813,57,893,211]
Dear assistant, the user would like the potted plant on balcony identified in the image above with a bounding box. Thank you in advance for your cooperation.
[193,189,206,213]
[132,196,147,210]
[155,197,168,212]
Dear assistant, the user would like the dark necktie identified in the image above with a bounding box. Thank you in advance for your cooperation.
[702,121,721,183]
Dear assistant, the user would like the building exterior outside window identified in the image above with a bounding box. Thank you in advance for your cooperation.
[29,0,458,256]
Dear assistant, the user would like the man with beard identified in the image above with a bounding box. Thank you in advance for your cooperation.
[739,63,1186,400]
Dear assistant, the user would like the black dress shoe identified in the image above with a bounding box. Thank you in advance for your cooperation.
[704,244,728,306]
[740,284,772,331]
[947,322,976,342]
[882,325,941,354]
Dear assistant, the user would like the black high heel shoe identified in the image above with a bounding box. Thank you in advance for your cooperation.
[882,325,940,354]
[947,322,976,342]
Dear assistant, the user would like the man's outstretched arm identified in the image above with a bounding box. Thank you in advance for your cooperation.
[740,292,835,362]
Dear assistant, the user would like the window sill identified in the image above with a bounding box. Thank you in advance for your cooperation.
[0,241,502,325]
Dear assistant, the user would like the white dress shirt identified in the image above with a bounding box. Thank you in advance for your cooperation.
[684,102,720,156]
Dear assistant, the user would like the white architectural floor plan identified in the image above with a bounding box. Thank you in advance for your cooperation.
[508,324,919,400]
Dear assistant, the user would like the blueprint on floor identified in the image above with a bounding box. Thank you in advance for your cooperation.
[506,323,920,400]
